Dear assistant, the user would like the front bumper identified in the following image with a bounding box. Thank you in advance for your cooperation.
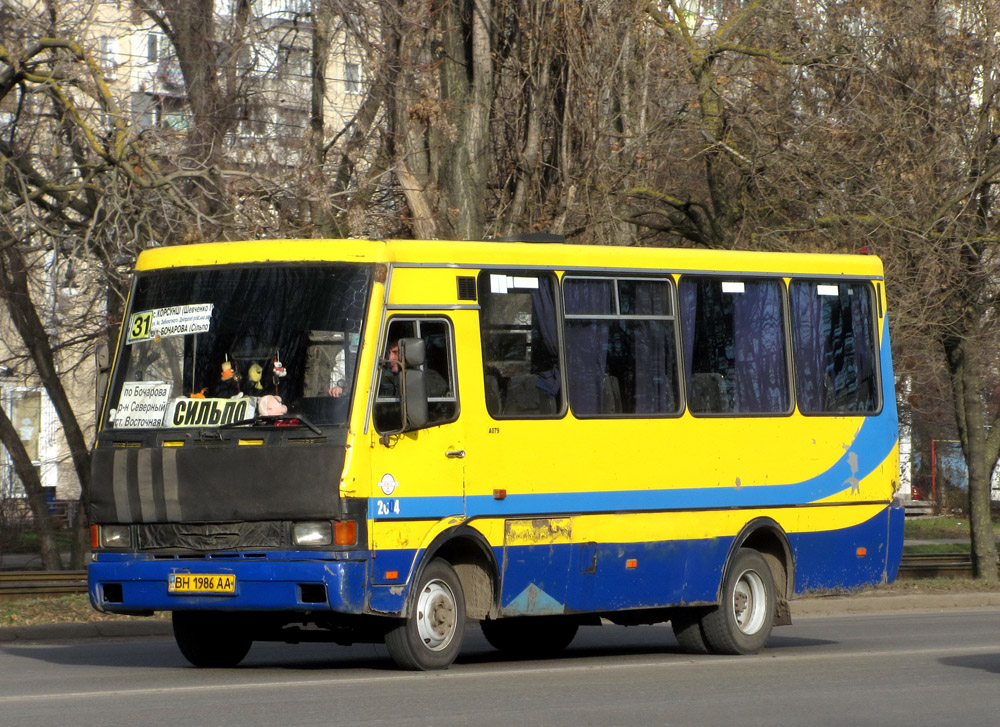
[89,552,369,614]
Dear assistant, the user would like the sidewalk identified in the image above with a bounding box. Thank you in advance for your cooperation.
[2,591,999,643]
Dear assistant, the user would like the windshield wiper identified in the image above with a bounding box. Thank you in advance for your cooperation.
[217,413,323,436]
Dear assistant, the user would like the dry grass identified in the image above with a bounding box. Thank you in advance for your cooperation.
[0,595,169,627]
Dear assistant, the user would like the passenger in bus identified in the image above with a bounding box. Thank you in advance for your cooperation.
[327,349,347,397]
[379,338,448,399]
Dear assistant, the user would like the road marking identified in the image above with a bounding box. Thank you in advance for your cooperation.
[2,641,999,704]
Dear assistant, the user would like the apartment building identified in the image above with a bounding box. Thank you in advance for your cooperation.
[0,0,365,502]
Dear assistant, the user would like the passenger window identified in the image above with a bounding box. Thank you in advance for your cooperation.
[679,277,790,415]
[563,277,680,417]
[789,281,879,414]
[373,317,458,432]
[478,271,563,418]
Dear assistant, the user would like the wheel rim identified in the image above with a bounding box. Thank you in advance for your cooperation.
[731,568,767,635]
[415,578,457,651]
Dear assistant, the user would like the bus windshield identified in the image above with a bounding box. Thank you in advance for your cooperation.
[105,263,372,430]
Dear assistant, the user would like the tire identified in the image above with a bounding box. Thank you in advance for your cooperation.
[700,548,776,655]
[172,612,253,668]
[671,608,711,655]
[385,559,466,670]
[480,617,578,658]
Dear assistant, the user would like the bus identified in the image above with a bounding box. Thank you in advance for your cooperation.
[88,237,904,670]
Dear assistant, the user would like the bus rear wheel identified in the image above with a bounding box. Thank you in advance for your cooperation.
[700,548,776,655]
[172,612,253,668]
[671,608,710,654]
[385,559,466,670]
[480,617,579,658]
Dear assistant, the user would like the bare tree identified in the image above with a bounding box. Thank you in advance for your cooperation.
[0,2,238,566]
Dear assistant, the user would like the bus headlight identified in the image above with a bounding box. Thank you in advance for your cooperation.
[293,521,332,546]
[99,525,132,549]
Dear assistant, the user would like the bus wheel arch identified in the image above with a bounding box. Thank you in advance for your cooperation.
[701,547,776,654]
[421,526,500,621]
[385,558,466,670]
[729,518,794,627]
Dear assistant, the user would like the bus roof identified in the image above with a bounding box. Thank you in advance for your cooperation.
[134,238,885,279]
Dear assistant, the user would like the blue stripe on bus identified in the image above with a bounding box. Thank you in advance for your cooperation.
[370,505,902,617]
[370,317,898,521]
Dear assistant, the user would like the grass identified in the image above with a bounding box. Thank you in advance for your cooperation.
[903,542,970,554]
[0,595,168,627]
[903,515,1000,540]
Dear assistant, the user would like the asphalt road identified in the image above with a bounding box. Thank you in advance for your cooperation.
[1,609,999,727]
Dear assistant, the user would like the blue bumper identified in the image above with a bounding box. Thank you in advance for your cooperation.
[89,552,369,614]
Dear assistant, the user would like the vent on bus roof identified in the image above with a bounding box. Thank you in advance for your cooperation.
[457,276,477,301]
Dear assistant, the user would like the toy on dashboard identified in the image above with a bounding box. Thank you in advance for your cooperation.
[257,394,287,417]
[246,362,264,393]
[271,353,287,392]
[218,355,242,397]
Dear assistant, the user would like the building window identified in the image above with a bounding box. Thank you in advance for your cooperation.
[99,36,119,80]
[279,45,310,79]
[146,32,171,64]
[345,62,360,94]
[131,93,189,131]
[0,389,43,497]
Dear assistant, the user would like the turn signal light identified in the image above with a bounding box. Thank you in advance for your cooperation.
[334,519,358,546]
[90,524,100,549]
[856,547,868,557]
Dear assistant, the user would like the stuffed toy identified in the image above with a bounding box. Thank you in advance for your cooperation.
[218,356,242,397]
[257,394,287,416]
[271,354,287,392]
[246,363,264,393]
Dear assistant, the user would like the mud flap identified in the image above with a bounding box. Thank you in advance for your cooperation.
[774,596,792,626]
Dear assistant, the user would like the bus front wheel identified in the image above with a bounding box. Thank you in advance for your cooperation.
[385,558,466,670]
[172,612,253,668]
[700,548,776,655]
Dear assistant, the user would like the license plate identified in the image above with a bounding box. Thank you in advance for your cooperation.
[168,573,236,595]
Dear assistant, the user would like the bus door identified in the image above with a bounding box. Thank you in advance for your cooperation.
[368,316,464,586]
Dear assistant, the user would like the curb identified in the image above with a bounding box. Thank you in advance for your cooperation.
[792,591,1000,618]
[2,592,999,642]
[0,619,172,643]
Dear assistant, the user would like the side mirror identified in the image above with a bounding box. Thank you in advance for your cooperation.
[378,337,429,443]
[398,338,428,430]
[403,369,428,429]
[398,338,425,367]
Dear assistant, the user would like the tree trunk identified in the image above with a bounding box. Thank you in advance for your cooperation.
[945,332,999,582]
[0,244,92,569]
[0,405,63,570]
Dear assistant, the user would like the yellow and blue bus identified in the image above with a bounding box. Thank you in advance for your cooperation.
[88,237,903,669]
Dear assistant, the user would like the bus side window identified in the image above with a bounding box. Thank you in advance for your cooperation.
[679,277,790,415]
[789,281,879,415]
[477,271,563,418]
[563,276,680,417]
